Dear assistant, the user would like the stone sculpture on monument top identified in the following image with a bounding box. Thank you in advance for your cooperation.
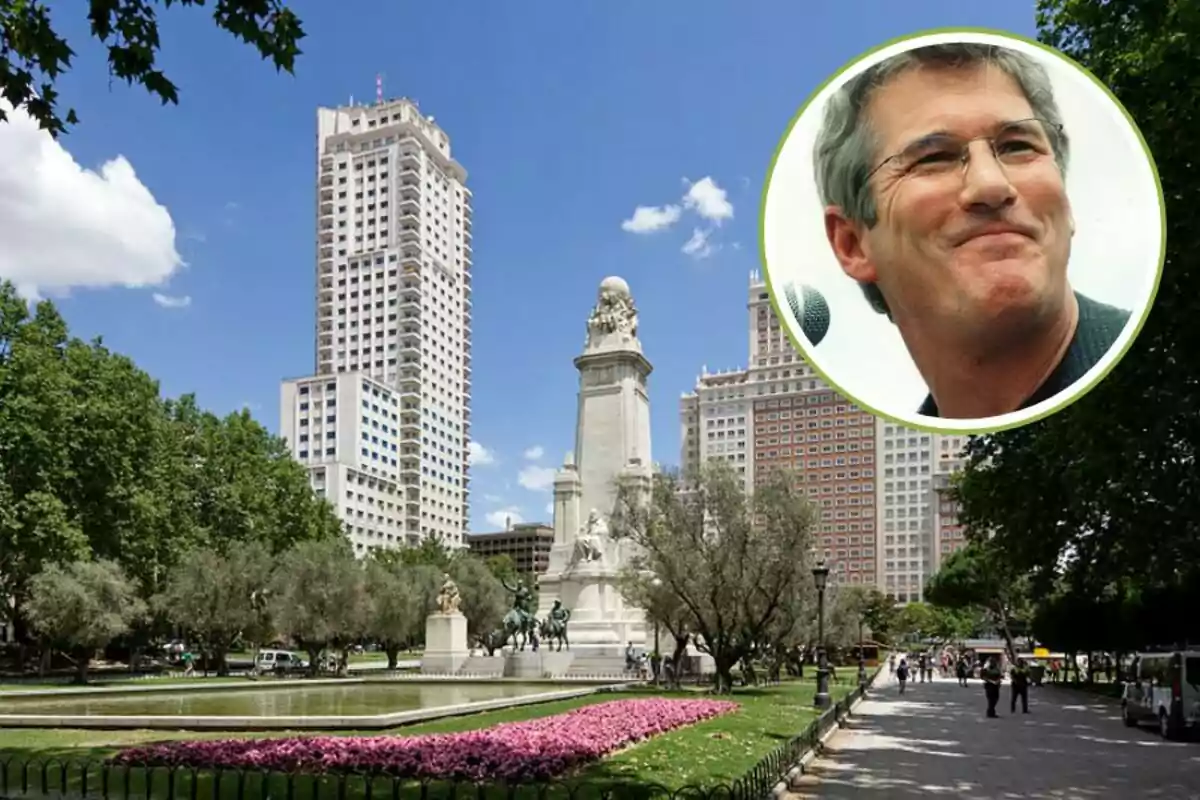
[586,278,640,344]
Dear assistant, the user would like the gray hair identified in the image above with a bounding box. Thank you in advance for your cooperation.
[813,43,1071,317]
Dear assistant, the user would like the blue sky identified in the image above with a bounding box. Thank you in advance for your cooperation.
[16,1,1037,531]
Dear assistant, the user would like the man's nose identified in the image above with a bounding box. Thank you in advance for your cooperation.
[958,141,1017,212]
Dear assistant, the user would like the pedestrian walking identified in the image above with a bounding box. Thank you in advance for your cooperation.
[956,656,969,686]
[896,658,910,694]
[888,653,896,676]
[182,649,195,677]
[918,652,928,683]
[1010,657,1031,714]
[982,656,1003,718]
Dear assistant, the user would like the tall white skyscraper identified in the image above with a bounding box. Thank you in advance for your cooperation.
[282,94,473,553]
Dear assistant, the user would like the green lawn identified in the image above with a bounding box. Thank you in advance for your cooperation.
[0,677,857,794]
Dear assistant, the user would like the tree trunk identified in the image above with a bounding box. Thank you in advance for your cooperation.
[38,644,50,677]
[712,652,739,694]
[75,649,90,684]
[994,603,1018,662]
[214,647,229,677]
[385,645,400,669]
[668,637,689,690]
[13,607,30,673]
[306,645,322,677]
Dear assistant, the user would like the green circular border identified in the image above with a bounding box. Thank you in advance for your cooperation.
[757,26,1167,436]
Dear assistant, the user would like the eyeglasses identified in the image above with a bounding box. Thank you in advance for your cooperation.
[864,117,1063,185]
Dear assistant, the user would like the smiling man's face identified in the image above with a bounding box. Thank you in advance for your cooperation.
[852,63,1074,342]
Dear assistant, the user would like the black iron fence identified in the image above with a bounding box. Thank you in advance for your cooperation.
[0,673,877,800]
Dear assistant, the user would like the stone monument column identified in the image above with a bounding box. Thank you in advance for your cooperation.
[537,276,652,660]
[551,457,582,549]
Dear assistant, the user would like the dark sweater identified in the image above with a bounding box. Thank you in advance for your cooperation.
[917,292,1130,418]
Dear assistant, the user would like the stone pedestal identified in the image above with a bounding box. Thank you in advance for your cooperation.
[541,651,575,678]
[502,650,576,678]
[421,612,469,675]
[503,651,543,679]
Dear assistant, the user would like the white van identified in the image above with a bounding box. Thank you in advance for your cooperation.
[1121,650,1200,739]
[255,649,308,675]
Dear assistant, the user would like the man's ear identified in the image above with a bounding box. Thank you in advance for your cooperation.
[824,206,876,284]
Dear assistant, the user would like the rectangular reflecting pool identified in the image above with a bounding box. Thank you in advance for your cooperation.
[2,681,554,718]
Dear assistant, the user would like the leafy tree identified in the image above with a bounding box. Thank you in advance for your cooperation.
[448,553,507,649]
[189,408,343,555]
[825,585,895,652]
[25,559,146,682]
[59,337,176,592]
[393,534,453,573]
[955,0,1200,652]
[158,540,273,675]
[924,543,1029,659]
[269,538,365,675]
[362,559,439,668]
[0,0,305,136]
[0,280,342,666]
[0,289,88,662]
[617,571,700,687]
[482,553,519,586]
[858,588,899,644]
[611,462,818,693]
[892,602,937,645]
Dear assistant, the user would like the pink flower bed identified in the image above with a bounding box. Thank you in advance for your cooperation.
[111,698,738,782]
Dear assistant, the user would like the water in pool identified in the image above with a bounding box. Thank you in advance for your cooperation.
[4,682,551,717]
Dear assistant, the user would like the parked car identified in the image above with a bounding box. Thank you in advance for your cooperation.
[1121,650,1200,740]
[255,649,309,676]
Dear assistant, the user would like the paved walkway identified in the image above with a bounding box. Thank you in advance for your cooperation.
[788,673,1200,799]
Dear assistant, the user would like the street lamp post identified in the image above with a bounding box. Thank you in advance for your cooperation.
[857,617,868,692]
[651,577,663,683]
[812,560,831,709]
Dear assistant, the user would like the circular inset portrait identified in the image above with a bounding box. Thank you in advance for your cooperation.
[761,29,1164,433]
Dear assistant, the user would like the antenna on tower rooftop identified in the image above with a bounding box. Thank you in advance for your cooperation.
[376,73,384,105]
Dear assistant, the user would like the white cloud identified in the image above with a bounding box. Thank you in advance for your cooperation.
[544,502,554,516]
[485,507,523,529]
[0,103,183,299]
[683,177,734,224]
[518,465,556,492]
[152,292,191,309]
[483,493,503,503]
[621,204,681,234]
[467,441,495,466]
[682,228,716,259]
[523,445,544,461]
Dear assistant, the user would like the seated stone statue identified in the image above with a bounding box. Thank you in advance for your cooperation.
[571,509,608,567]
[436,573,461,614]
